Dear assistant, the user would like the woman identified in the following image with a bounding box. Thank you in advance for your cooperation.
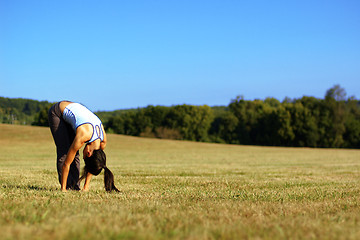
[48,101,119,192]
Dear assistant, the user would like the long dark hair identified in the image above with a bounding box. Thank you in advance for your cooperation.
[78,149,120,192]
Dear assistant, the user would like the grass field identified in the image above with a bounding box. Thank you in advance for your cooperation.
[0,124,359,240]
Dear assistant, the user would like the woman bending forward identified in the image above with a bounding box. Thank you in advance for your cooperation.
[48,101,119,192]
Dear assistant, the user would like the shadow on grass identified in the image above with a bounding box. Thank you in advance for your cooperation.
[2,184,57,191]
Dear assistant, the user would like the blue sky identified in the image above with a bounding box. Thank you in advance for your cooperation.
[1,0,359,111]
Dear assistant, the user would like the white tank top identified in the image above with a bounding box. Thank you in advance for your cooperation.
[62,103,104,143]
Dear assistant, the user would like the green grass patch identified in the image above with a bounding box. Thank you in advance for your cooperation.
[0,124,359,239]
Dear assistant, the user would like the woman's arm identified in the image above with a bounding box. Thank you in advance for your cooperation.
[61,134,86,192]
[82,172,93,191]
[100,124,107,150]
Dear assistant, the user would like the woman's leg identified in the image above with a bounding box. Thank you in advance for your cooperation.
[48,102,80,190]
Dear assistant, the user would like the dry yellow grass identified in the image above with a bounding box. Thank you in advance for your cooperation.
[0,124,359,239]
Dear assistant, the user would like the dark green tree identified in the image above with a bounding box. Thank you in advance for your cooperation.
[165,105,213,141]
[343,97,360,148]
[32,103,53,126]
[323,85,347,147]
[209,111,239,143]
[287,101,319,147]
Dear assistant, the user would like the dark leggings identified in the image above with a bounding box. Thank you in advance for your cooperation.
[48,102,80,190]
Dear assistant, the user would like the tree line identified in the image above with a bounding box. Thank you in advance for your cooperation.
[0,97,51,125]
[103,85,360,148]
[1,85,359,148]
